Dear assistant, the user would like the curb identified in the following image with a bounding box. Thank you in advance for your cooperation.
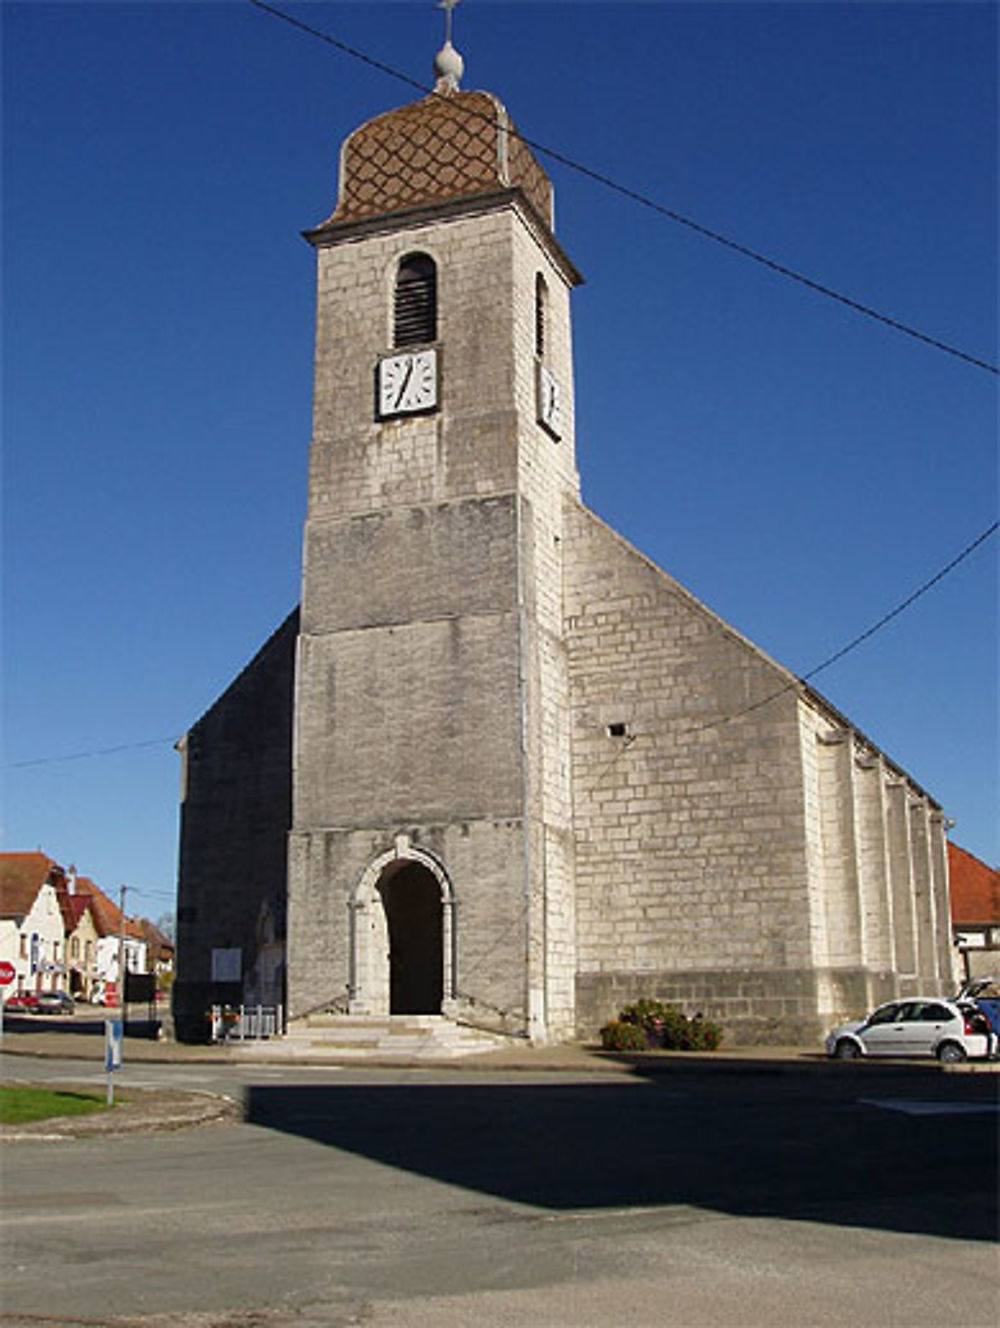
[0,1084,239,1142]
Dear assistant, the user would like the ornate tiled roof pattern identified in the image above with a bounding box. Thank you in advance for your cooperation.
[949,842,1000,926]
[0,852,65,920]
[328,90,553,229]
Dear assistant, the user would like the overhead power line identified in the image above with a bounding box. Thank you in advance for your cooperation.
[7,737,177,771]
[7,521,995,770]
[247,0,998,376]
[696,519,999,734]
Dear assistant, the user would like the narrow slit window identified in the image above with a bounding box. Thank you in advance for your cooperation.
[394,253,437,347]
[535,273,548,358]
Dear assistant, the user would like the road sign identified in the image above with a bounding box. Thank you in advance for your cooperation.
[0,961,15,986]
[105,1019,124,1071]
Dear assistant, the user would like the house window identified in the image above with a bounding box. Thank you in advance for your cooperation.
[394,253,437,347]
[535,273,548,358]
[19,936,27,959]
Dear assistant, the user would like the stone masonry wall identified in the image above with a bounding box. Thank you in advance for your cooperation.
[564,503,818,1044]
[290,201,581,1037]
[174,610,298,1041]
[798,701,956,1022]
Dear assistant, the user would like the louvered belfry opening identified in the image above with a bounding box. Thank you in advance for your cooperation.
[535,273,548,358]
[394,253,437,347]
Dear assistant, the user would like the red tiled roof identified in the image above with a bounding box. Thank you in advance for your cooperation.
[71,877,147,942]
[949,842,1000,927]
[72,876,123,938]
[0,852,66,920]
[63,893,96,930]
[325,90,554,231]
[135,917,175,959]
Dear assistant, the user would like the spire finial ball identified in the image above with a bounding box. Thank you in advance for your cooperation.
[434,40,464,93]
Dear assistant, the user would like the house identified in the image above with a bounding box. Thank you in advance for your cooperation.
[135,917,175,993]
[68,871,148,998]
[174,35,957,1046]
[0,853,70,995]
[0,853,151,1003]
[61,890,101,1001]
[949,843,1000,982]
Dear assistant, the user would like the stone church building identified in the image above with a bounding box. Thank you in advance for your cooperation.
[173,43,956,1046]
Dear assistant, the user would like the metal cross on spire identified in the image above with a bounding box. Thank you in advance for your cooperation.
[433,0,464,91]
[438,0,460,46]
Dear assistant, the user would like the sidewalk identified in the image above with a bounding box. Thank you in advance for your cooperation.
[4,1017,991,1073]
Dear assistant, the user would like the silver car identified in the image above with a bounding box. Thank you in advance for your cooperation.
[826,997,996,1063]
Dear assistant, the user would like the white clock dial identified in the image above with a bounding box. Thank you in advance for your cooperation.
[537,362,562,439]
[378,349,438,418]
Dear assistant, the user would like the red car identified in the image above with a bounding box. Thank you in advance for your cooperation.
[4,992,40,1013]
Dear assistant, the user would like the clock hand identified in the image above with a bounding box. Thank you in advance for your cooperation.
[395,358,414,409]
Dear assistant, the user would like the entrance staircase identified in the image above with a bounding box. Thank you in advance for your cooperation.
[231,1013,515,1061]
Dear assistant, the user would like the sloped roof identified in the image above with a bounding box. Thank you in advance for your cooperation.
[0,852,66,921]
[71,876,145,939]
[321,89,554,231]
[949,842,1000,927]
[135,917,175,959]
[63,892,96,932]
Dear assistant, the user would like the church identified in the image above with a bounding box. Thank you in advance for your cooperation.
[173,36,956,1047]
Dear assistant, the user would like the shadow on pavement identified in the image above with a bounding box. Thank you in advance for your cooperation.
[245,1075,999,1242]
[1,1013,162,1040]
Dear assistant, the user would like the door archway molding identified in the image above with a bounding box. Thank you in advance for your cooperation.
[347,834,455,1015]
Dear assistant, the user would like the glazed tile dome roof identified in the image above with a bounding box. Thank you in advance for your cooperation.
[324,88,554,230]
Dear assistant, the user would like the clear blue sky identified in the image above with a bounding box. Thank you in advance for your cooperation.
[4,1,997,921]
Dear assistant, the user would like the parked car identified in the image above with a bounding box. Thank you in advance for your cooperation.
[35,990,75,1016]
[3,992,40,1014]
[826,997,997,1063]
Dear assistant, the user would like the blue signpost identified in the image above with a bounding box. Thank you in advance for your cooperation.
[105,1018,123,1105]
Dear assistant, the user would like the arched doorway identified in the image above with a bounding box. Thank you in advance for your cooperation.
[379,862,443,1014]
[349,841,455,1017]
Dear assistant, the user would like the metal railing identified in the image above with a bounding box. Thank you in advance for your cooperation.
[208,1004,284,1043]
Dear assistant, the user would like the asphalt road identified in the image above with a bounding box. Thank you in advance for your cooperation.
[2,1052,998,1327]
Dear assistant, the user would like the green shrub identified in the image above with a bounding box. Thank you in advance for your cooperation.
[599,1019,648,1051]
[607,998,722,1052]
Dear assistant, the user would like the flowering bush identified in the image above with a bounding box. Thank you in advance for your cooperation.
[598,1019,648,1051]
[601,998,723,1052]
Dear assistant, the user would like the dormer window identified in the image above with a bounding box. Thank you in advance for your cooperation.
[394,253,437,347]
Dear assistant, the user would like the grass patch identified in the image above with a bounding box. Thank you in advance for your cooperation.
[0,1085,112,1125]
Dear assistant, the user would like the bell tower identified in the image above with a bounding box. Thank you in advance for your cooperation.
[286,34,583,1039]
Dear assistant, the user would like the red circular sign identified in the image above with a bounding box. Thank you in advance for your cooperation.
[0,961,16,986]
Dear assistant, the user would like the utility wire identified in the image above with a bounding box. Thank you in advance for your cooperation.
[695,519,998,734]
[8,11,996,772]
[7,737,178,771]
[8,520,995,770]
[247,0,998,376]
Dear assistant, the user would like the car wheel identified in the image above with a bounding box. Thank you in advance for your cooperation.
[936,1042,967,1064]
[834,1039,861,1060]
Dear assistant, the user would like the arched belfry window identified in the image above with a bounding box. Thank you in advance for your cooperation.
[534,273,548,358]
[394,253,437,347]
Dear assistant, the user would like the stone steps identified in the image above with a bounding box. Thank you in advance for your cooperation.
[231,1013,515,1060]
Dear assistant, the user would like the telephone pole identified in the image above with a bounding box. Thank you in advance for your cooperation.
[117,885,128,1026]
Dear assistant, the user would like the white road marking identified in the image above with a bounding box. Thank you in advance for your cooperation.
[858,1097,1000,1116]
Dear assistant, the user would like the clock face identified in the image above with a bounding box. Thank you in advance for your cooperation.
[537,362,562,439]
[377,349,438,419]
